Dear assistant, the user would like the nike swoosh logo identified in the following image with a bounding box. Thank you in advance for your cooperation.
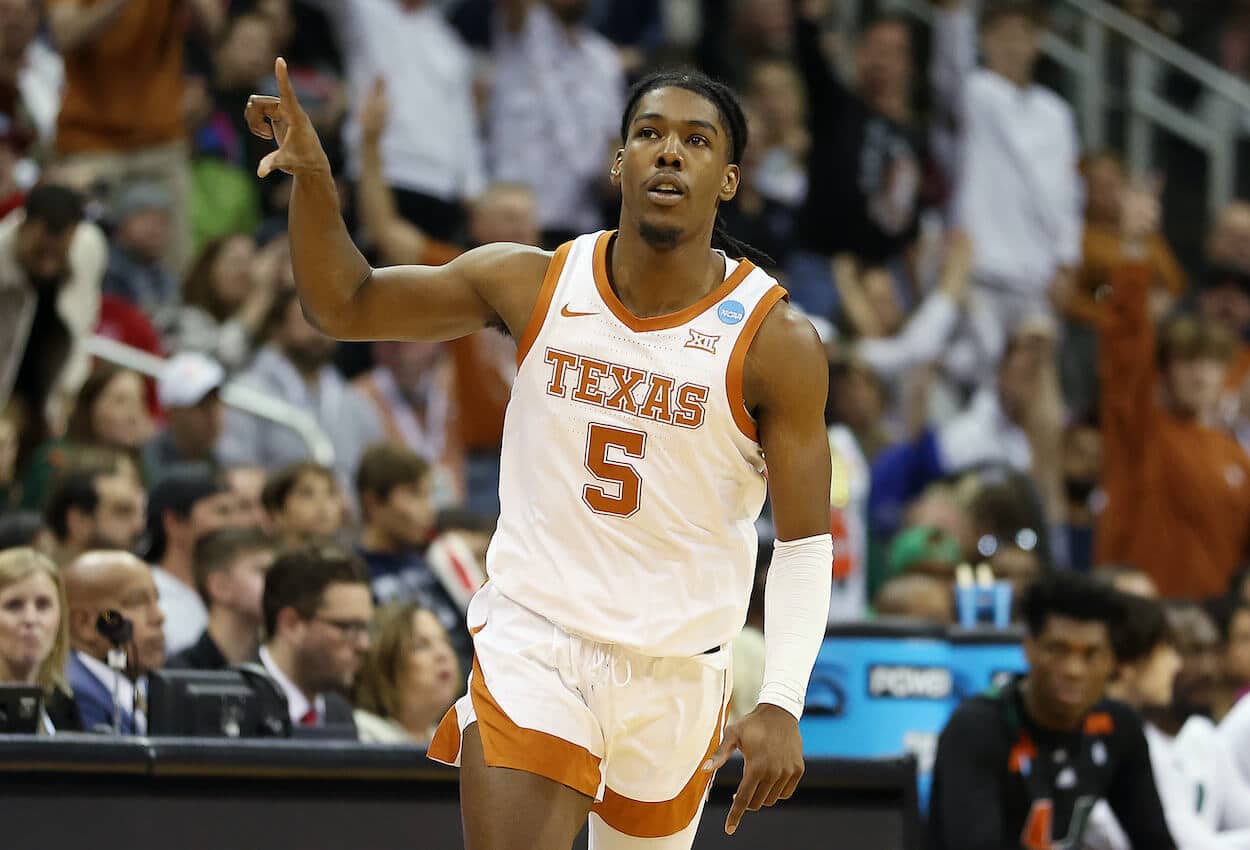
[560,304,597,318]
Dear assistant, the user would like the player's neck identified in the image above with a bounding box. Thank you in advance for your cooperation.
[609,225,725,319]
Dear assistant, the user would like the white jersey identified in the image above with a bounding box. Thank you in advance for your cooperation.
[487,230,787,657]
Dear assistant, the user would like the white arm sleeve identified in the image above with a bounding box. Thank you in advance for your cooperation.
[757,533,833,721]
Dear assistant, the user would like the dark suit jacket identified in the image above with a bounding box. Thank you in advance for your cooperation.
[45,686,83,732]
[67,652,136,734]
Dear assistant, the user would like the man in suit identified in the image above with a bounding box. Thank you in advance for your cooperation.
[259,544,372,737]
[167,526,275,671]
[63,550,166,733]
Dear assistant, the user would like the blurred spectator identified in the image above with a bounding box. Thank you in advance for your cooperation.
[826,352,891,462]
[788,1,924,319]
[1198,204,1250,409]
[968,472,1048,598]
[1096,187,1250,599]
[354,341,459,507]
[0,510,50,551]
[873,572,954,624]
[717,105,798,278]
[1091,564,1159,599]
[1167,602,1222,721]
[306,0,484,241]
[259,544,372,734]
[1087,593,1250,850]
[0,547,79,732]
[881,525,962,600]
[0,185,106,470]
[20,364,153,511]
[931,0,1082,366]
[486,0,624,245]
[168,527,274,670]
[0,0,63,196]
[1059,416,1103,572]
[697,0,795,88]
[63,550,166,734]
[929,571,1172,850]
[144,472,236,656]
[101,181,177,315]
[1209,598,1250,721]
[206,8,279,177]
[903,483,977,558]
[742,59,808,209]
[43,465,146,566]
[217,288,384,492]
[261,461,342,545]
[143,352,226,485]
[46,0,221,275]
[0,400,17,507]
[354,443,471,671]
[220,463,268,529]
[352,600,461,744]
[164,233,283,372]
[826,408,871,622]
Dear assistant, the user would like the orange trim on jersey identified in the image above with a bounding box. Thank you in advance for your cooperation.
[725,285,788,443]
[590,679,729,838]
[469,655,602,798]
[592,231,757,333]
[515,241,573,369]
[427,705,463,764]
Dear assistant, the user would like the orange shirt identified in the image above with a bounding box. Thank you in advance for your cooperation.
[1096,262,1250,598]
[51,0,186,153]
[1068,226,1185,325]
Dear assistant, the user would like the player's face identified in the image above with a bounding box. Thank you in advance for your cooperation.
[614,87,739,250]
[1025,615,1115,729]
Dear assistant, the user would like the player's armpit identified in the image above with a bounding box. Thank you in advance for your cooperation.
[743,302,832,541]
[325,242,554,343]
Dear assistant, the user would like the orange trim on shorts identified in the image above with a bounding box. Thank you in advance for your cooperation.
[469,655,602,798]
[590,680,730,839]
[725,285,788,442]
[515,241,573,369]
[592,231,757,333]
[427,705,463,764]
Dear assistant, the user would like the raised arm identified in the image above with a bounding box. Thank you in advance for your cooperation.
[245,59,549,343]
[356,76,429,267]
[703,300,832,835]
[47,0,133,53]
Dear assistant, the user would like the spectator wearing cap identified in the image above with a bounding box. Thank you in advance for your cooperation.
[145,472,238,656]
[101,181,177,315]
[218,288,384,494]
[46,0,222,276]
[930,0,1082,366]
[1097,187,1250,599]
[0,184,107,471]
[143,352,226,485]
[260,544,371,736]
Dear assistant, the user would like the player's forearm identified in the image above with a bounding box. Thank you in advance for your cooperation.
[288,167,374,336]
[49,0,132,52]
[758,534,833,720]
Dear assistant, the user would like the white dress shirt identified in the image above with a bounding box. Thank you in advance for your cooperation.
[76,650,147,734]
[935,387,1032,475]
[1221,695,1250,785]
[152,566,208,657]
[1086,719,1250,850]
[259,644,324,727]
[487,3,624,233]
[305,0,484,202]
[931,6,1082,296]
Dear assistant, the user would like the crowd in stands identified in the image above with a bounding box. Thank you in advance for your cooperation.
[2,0,1250,843]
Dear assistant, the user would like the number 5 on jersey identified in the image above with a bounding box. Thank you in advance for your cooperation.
[583,423,647,518]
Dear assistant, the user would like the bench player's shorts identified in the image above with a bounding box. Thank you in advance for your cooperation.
[428,583,732,848]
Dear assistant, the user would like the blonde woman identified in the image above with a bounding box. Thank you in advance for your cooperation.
[353,602,461,745]
[0,548,80,732]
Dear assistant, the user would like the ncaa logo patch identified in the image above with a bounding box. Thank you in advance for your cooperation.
[717,300,745,325]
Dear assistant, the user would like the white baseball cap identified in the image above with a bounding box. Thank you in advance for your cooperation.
[158,352,225,409]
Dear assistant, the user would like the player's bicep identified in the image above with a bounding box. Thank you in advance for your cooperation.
[331,243,550,342]
[747,306,831,542]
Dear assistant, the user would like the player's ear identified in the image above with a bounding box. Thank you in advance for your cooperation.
[719,164,739,202]
[609,150,624,187]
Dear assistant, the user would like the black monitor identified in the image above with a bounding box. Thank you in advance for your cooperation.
[148,669,279,738]
[0,684,42,733]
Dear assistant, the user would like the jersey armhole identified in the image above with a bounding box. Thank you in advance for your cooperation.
[515,240,572,369]
[725,285,789,443]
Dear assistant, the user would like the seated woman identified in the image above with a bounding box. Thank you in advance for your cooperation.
[0,547,80,732]
[353,602,461,745]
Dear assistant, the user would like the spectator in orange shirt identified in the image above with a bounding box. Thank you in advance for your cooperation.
[1096,184,1250,599]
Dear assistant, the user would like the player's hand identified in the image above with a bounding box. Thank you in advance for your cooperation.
[245,57,330,178]
[701,703,804,835]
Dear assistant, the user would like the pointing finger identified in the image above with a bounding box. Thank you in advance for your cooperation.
[274,57,303,112]
[725,771,760,835]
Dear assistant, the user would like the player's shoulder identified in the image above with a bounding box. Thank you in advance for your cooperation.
[749,291,826,369]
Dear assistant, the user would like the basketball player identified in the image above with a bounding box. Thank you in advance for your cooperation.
[246,58,832,850]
